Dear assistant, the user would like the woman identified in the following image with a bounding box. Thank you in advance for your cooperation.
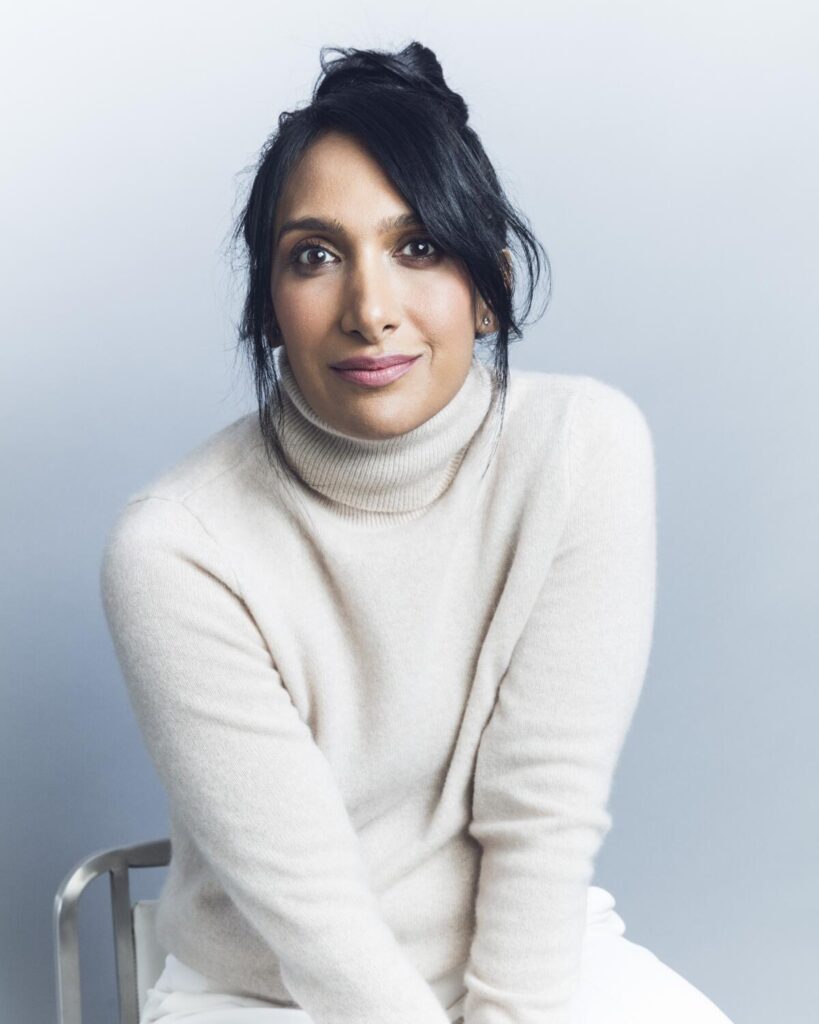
[100,42,734,1024]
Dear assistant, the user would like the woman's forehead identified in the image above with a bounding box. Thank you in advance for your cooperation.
[274,133,416,238]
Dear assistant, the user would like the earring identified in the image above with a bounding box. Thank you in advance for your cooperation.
[482,315,491,326]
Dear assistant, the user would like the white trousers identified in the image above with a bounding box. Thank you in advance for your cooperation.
[140,886,734,1024]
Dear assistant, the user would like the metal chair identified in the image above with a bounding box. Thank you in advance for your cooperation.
[53,838,171,1024]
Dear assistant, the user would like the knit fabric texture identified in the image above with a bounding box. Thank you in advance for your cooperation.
[100,345,657,1024]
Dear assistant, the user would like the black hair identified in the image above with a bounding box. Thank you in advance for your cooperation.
[227,40,551,493]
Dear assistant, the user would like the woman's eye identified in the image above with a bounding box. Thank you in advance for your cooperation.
[293,244,336,267]
[400,238,439,261]
[288,236,439,271]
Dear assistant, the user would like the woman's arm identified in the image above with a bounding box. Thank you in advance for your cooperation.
[100,496,451,1024]
[464,380,658,1024]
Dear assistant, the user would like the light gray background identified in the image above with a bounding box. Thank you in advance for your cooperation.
[2,3,816,1023]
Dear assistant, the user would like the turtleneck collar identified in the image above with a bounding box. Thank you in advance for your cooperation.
[269,345,497,517]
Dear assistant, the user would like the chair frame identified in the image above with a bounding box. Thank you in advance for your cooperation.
[53,838,171,1024]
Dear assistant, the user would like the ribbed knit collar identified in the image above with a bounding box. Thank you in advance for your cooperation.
[270,344,497,516]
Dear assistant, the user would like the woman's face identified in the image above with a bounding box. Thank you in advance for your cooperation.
[269,130,491,440]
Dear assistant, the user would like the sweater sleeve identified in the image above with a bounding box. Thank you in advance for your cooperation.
[99,495,452,1024]
[463,381,658,1024]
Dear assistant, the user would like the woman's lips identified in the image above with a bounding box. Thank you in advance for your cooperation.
[330,355,421,388]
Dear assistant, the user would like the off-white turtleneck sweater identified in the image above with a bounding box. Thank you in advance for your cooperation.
[100,345,657,1024]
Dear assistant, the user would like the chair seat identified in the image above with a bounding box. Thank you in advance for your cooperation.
[132,900,168,1013]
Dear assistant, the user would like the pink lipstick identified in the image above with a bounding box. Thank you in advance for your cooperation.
[330,354,421,388]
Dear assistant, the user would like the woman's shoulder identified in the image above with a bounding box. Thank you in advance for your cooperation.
[98,417,266,644]
[506,365,652,452]
[102,412,266,556]
[120,412,263,507]
[499,367,654,503]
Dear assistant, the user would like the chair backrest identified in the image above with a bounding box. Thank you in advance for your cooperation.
[132,900,169,1012]
[54,839,171,1024]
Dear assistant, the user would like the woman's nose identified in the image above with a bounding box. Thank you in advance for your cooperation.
[340,252,402,343]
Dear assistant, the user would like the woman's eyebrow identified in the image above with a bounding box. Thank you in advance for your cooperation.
[276,211,423,245]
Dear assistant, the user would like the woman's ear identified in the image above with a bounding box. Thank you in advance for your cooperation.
[475,301,495,335]
[474,249,512,335]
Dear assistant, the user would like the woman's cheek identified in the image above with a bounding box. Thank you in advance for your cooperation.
[409,269,474,335]
[275,279,335,339]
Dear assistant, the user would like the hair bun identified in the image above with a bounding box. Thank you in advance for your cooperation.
[314,41,470,129]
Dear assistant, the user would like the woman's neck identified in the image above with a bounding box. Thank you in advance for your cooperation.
[269,345,497,519]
